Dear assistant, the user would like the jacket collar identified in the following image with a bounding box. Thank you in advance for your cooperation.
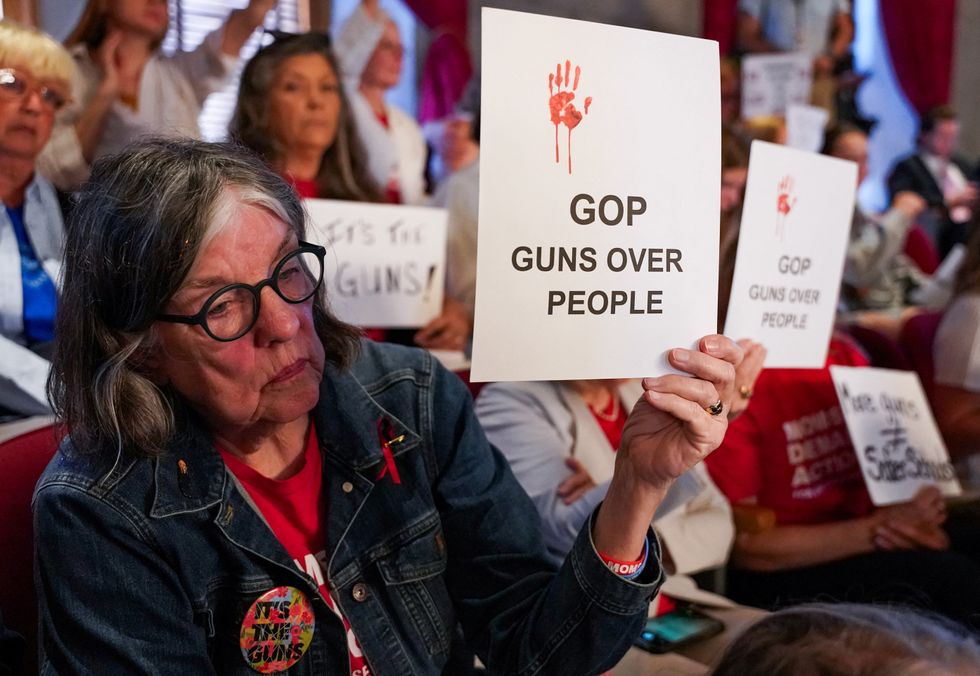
[149,364,422,517]
[312,362,422,472]
[150,409,227,517]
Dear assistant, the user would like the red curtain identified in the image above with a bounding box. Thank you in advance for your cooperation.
[403,0,473,123]
[879,0,957,114]
[703,0,740,56]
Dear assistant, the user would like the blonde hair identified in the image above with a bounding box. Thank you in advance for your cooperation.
[0,20,74,86]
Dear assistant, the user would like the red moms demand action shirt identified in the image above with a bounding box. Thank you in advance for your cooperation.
[219,426,371,676]
[705,336,874,525]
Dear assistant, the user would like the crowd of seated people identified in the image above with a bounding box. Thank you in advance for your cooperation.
[1,0,979,673]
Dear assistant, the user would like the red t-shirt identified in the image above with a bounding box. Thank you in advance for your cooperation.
[291,177,318,200]
[589,396,627,451]
[218,426,371,676]
[705,336,875,525]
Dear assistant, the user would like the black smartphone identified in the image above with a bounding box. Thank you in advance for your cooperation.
[633,605,725,654]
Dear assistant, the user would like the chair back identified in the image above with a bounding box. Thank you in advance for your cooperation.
[0,421,62,674]
[899,311,944,399]
[841,324,912,370]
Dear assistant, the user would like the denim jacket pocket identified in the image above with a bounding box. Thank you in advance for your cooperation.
[374,519,454,657]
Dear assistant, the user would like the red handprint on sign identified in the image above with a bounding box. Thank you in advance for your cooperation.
[776,175,797,242]
[548,60,592,175]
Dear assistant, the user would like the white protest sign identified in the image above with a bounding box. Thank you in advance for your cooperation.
[724,141,856,368]
[304,199,447,328]
[786,104,830,153]
[742,52,813,119]
[830,366,961,506]
[471,8,720,382]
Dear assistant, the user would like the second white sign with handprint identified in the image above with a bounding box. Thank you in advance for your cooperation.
[472,8,721,382]
[724,141,857,368]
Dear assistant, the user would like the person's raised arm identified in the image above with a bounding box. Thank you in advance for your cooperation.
[221,0,276,57]
[828,10,855,62]
[70,31,121,168]
[594,335,741,562]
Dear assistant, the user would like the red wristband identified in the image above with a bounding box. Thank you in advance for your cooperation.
[598,540,648,578]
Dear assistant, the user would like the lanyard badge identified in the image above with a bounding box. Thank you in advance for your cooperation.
[376,417,404,485]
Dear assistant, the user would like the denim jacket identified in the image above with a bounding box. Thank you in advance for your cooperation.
[34,341,662,675]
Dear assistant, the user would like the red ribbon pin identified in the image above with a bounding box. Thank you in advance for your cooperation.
[376,418,404,485]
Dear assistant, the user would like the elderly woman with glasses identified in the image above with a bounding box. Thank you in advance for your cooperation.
[0,21,72,419]
[36,138,741,674]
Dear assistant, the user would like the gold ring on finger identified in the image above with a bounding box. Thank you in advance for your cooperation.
[705,399,724,416]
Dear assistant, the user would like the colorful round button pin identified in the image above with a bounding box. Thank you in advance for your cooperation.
[239,586,315,673]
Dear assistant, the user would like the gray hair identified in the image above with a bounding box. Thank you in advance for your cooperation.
[712,603,980,676]
[49,138,361,458]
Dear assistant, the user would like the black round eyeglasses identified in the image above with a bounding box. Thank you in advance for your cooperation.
[156,242,326,342]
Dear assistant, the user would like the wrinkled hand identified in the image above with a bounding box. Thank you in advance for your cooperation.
[414,298,472,351]
[893,191,927,218]
[557,457,596,505]
[618,335,741,489]
[729,339,766,420]
[872,485,948,550]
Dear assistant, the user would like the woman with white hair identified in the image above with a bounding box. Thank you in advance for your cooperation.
[0,20,73,418]
[334,0,427,205]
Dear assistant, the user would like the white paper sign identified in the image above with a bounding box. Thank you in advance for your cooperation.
[724,141,856,368]
[471,8,720,382]
[304,199,448,328]
[742,52,813,119]
[786,104,830,153]
[830,366,961,506]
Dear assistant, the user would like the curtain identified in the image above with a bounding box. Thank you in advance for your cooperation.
[879,0,957,114]
[703,0,740,56]
[403,0,472,123]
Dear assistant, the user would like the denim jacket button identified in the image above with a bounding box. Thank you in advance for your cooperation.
[352,583,369,602]
[342,481,354,493]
